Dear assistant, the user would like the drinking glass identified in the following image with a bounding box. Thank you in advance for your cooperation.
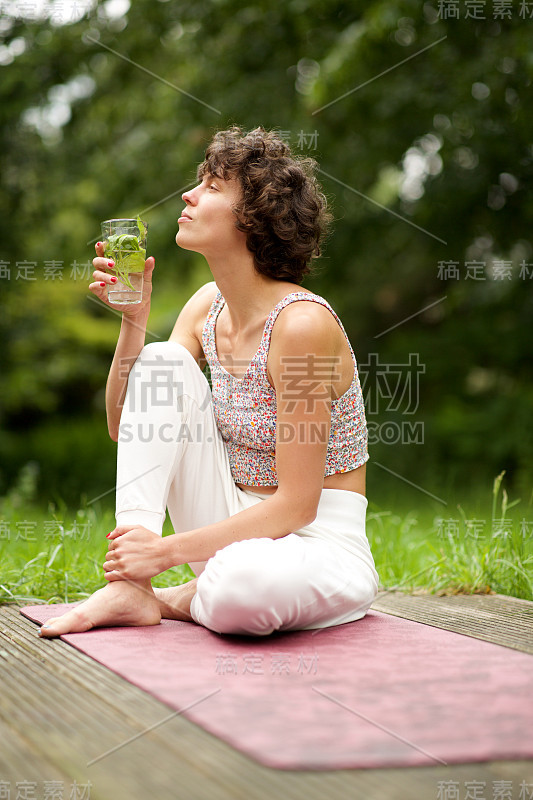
[100,218,148,304]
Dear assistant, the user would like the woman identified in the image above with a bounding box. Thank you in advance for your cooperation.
[39,126,378,639]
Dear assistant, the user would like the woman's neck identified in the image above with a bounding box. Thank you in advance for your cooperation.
[207,254,287,333]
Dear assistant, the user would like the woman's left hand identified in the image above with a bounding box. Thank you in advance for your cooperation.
[103,525,167,581]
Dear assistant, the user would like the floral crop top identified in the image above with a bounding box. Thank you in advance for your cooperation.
[202,288,369,486]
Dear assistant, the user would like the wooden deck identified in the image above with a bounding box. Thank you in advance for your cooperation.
[1,593,532,800]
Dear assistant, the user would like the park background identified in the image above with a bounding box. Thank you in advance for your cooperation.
[1,0,532,600]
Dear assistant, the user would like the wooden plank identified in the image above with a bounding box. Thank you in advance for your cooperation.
[372,591,533,653]
[1,604,532,800]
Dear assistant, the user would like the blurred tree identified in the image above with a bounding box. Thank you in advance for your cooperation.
[0,0,531,504]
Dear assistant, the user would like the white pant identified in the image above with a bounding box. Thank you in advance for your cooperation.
[115,341,379,636]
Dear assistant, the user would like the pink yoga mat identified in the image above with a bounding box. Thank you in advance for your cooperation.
[21,604,533,770]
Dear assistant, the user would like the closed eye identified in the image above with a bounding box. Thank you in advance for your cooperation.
[202,174,220,191]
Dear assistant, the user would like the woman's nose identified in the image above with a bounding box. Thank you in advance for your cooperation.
[182,183,200,204]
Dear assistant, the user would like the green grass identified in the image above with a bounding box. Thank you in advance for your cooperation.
[0,467,531,605]
[367,471,533,600]
[0,463,194,605]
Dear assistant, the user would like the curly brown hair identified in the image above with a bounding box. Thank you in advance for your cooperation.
[196,126,332,284]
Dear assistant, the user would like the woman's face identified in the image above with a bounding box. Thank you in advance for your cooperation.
[175,173,246,258]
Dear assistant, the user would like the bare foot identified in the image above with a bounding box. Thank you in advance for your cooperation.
[153,580,198,622]
[38,579,161,638]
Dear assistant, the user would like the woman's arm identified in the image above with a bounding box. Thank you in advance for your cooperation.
[104,302,338,580]
[164,302,336,564]
[89,244,155,441]
[94,247,215,440]
[105,309,151,441]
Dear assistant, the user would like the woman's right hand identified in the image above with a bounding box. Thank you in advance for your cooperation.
[89,241,155,318]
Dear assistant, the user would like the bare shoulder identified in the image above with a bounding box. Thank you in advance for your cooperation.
[267,296,354,394]
[270,296,341,352]
[168,281,219,363]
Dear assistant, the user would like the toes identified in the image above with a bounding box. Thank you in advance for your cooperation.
[38,608,93,638]
[38,616,61,638]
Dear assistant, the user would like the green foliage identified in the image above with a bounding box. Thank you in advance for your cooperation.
[367,473,533,600]
[0,470,529,603]
[0,462,194,604]
[0,0,531,508]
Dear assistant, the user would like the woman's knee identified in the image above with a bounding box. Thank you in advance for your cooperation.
[128,341,210,411]
[193,538,304,635]
[136,341,197,369]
